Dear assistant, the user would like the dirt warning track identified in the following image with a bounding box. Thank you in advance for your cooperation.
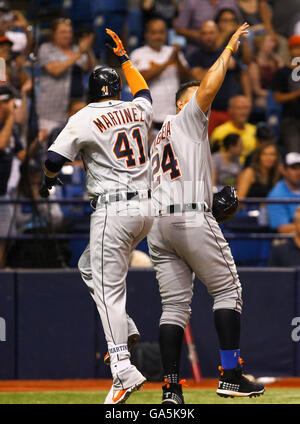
[0,378,299,393]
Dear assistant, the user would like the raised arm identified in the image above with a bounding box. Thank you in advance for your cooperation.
[196,23,249,113]
[258,0,277,39]
[106,29,151,99]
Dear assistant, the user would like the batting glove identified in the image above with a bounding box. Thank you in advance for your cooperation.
[105,28,129,65]
[39,175,63,198]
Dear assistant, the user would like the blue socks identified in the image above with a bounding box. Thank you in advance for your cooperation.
[220,349,240,369]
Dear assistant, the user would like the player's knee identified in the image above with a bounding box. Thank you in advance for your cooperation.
[160,302,191,329]
[212,286,242,313]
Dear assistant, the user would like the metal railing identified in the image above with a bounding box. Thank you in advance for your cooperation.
[0,197,299,241]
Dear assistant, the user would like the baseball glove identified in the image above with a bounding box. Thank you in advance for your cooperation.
[212,185,239,223]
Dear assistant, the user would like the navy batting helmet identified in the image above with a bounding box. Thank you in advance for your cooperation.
[88,65,121,102]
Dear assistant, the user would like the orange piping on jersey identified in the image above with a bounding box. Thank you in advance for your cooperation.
[122,60,149,96]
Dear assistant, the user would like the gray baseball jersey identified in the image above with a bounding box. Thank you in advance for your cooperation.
[49,97,153,198]
[147,91,242,330]
[49,96,154,390]
[150,92,213,211]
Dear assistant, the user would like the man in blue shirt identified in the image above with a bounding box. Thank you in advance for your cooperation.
[267,152,300,233]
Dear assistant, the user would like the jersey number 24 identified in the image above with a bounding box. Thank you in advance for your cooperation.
[152,143,181,190]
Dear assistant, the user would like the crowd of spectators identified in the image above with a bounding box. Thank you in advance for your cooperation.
[0,0,300,268]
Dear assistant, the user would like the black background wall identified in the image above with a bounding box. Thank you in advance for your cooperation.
[0,268,299,380]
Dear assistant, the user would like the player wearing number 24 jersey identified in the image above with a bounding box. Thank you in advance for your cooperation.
[147,23,265,403]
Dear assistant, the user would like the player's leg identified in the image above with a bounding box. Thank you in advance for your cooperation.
[173,212,264,398]
[148,219,193,404]
[90,202,152,403]
[78,243,140,365]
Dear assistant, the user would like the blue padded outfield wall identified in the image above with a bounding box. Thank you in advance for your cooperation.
[0,268,299,380]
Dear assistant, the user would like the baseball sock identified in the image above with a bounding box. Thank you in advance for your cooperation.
[214,309,241,370]
[159,324,184,384]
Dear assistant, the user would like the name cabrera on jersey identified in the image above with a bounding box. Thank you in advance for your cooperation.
[48,97,153,198]
[150,92,213,210]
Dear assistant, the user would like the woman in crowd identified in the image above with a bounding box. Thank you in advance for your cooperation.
[248,33,283,110]
[215,8,252,64]
[37,18,95,134]
[237,142,281,198]
[212,133,243,188]
[7,161,66,268]
[13,160,63,234]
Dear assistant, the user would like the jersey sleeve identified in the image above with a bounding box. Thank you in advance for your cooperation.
[48,115,83,161]
[173,91,209,141]
[132,96,153,130]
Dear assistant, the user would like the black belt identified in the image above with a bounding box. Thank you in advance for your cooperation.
[91,190,151,210]
[157,202,211,216]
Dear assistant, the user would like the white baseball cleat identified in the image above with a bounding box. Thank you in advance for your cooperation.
[104,376,146,404]
[104,365,147,404]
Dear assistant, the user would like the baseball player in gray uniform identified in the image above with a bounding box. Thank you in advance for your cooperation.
[147,23,265,403]
[40,29,154,404]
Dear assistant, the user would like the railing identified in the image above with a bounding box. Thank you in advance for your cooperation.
[1,197,299,241]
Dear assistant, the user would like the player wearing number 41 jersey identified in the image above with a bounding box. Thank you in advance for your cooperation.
[147,23,265,404]
[40,29,154,404]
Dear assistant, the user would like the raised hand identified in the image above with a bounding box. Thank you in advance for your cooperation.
[227,23,250,54]
[105,28,129,64]
[79,34,94,54]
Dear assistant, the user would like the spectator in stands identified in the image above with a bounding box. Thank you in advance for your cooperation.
[0,35,30,88]
[212,133,243,188]
[175,0,241,60]
[0,1,33,55]
[0,87,41,268]
[130,18,190,132]
[7,160,67,268]
[237,0,261,26]
[142,0,179,28]
[244,121,276,167]
[0,36,32,127]
[215,8,240,49]
[249,34,283,111]
[13,160,63,234]
[267,152,300,233]
[259,0,300,62]
[210,95,257,163]
[37,18,95,134]
[190,20,251,134]
[272,35,300,153]
[268,206,300,266]
[214,8,252,65]
[237,141,280,198]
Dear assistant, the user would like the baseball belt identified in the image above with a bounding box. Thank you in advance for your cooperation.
[91,189,151,210]
[156,202,211,217]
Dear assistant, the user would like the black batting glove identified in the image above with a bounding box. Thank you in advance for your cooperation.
[39,175,63,198]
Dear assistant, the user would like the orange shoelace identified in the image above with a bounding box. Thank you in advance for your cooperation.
[164,378,187,388]
[218,357,244,376]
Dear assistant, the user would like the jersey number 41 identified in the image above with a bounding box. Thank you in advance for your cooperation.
[152,143,181,190]
[113,128,146,167]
